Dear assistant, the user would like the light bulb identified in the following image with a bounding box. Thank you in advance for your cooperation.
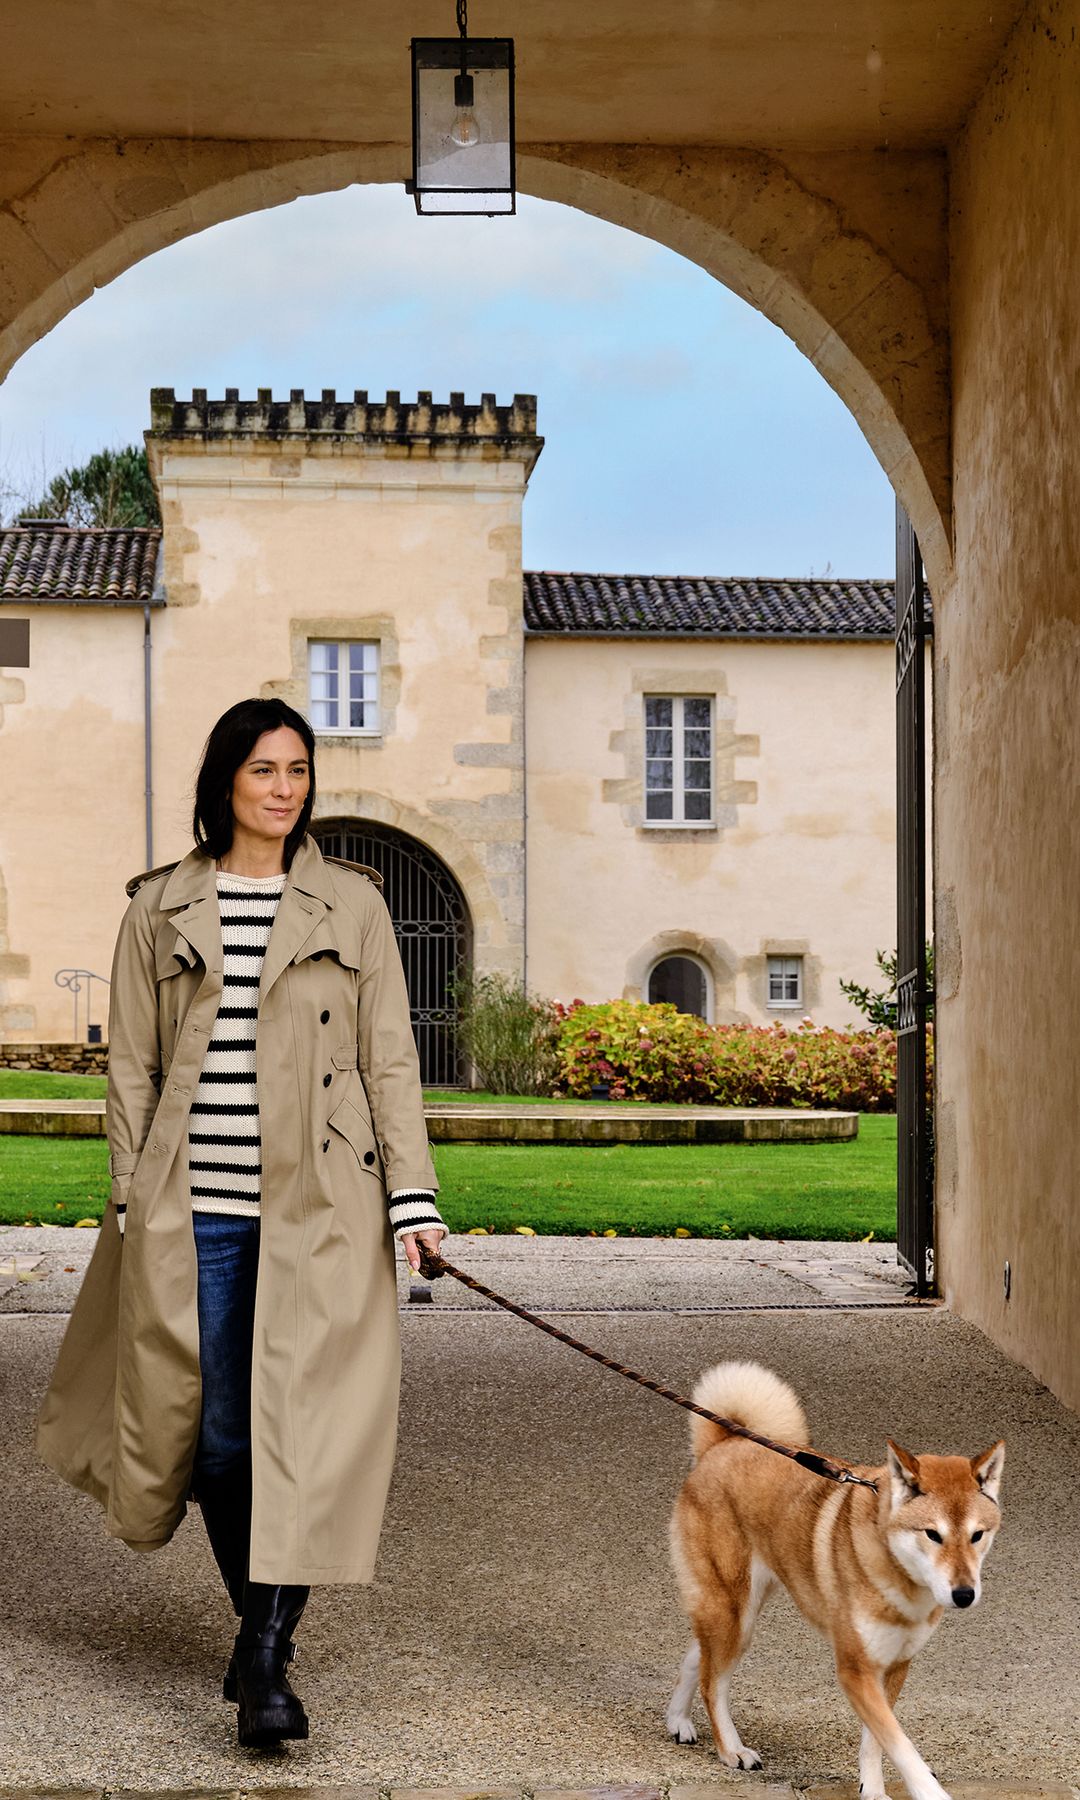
[450,108,480,148]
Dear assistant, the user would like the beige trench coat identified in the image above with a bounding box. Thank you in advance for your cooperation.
[37,836,438,1584]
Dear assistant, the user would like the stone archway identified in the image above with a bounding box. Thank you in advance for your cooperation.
[0,139,950,589]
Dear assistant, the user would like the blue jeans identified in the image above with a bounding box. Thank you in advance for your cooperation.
[192,1213,260,1482]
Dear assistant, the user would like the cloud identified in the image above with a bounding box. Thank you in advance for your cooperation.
[0,182,893,574]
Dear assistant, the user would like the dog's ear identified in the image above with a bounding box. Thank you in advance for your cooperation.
[971,1439,1005,1505]
[886,1439,922,1502]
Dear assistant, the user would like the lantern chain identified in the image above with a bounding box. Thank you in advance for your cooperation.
[456,0,467,39]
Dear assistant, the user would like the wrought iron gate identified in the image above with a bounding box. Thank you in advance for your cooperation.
[895,501,934,1293]
[312,820,470,1086]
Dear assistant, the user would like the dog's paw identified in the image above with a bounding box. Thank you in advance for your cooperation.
[718,1745,762,1770]
[666,1716,698,1744]
[859,1787,887,1800]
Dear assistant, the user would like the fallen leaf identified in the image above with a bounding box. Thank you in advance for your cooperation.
[513,1225,536,1236]
[467,1226,489,1235]
[75,1218,99,1229]
[603,1228,617,1238]
[674,1227,691,1238]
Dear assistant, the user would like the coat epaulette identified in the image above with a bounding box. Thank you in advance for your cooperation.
[321,854,384,892]
[125,861,180,900]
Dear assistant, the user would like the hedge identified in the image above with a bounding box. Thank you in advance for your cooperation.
[554,999,928,1110]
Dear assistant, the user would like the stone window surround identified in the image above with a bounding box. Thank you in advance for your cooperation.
[746,938,822,1016]
[263,612,400,746]
[602,665,758,839]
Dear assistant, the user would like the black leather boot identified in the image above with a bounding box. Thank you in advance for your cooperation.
[233,1581,310,1747]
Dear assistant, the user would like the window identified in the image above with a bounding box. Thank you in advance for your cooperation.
[648,954,710,1020]
[644,695,713,824]
[768,955,803,1008]
[308,640,379,733]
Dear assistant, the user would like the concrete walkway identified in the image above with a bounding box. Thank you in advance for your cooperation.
[0,1230,1076,1795]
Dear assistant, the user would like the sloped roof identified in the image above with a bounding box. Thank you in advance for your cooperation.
[0,523,163,606]
[1,525,916,640]
[523,571,908,638]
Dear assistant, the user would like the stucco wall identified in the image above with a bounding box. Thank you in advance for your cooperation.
[2,439,529,1041]
[524,635,902,1027]
[940,0,1080,1408]
[0,604,146,1039]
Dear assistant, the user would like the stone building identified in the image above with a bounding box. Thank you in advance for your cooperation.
[0,386,905,1082]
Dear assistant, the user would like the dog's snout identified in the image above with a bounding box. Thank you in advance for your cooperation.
[951,1586,976,1609]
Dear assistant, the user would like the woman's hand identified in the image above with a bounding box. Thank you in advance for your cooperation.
[400,1226,447,1274]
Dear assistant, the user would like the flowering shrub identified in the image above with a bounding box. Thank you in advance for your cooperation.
[554,1000,921,1110]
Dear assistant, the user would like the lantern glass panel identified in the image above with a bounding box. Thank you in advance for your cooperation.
[412,39,514,215]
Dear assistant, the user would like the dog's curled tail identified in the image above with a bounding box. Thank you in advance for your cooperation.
[689,1360,809,1462]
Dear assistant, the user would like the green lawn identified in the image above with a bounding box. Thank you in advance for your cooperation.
[0,1116,897,1237]
[0,1070,108,1099]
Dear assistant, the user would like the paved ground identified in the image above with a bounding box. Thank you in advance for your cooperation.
[0,1229,1077,1795]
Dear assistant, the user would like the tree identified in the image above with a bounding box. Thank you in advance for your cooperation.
[24,445,159,527]
[840,944,935,1027]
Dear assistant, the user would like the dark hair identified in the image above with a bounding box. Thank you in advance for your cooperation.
[193,698,316,868]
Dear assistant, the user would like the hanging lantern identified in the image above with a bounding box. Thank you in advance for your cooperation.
[409,0,515,215]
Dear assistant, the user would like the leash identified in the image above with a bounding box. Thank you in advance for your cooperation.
[416,1245,878,1492]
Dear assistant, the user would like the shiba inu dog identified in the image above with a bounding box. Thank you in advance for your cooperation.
[667,1361,1004,1800]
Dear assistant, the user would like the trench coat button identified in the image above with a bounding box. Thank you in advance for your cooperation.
[320,1009,330,1024]
[322,1139,330,1153]
[363,1150,375,1165]
[323,1072,332,1087]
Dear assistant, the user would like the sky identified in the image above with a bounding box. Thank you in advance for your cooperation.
[0,185,894,578]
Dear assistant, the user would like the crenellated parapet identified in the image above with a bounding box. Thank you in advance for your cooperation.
[148,387,542,471]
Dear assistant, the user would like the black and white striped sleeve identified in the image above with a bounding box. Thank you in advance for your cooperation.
[388,1188,447,1243]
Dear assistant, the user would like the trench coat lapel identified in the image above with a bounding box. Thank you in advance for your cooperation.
[258,836,335,1005]
[158,852,221,975]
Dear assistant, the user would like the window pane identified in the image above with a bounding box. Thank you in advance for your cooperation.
[646,759,673,790]
[310,699,334,729]
[683,697,711,727]
[784,973,800,1000]
[645,696,673,727]
[684,728,711,758]
[646,790,673,820]
[645,728,672,757]
[349,642,375,673]
[684,760,711,790]
[309,642,334,672]
[684,791,711,820]
[349,699,369,729]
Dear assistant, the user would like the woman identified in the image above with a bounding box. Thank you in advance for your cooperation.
[38,697,447,1748]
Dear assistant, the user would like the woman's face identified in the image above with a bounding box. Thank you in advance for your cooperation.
[230,726,311,846]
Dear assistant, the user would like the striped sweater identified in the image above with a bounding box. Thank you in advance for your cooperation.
[117,871,444,1242]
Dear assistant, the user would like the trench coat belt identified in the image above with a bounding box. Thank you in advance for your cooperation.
[331,1044,360,1070]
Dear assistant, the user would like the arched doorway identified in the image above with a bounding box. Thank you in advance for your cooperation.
[312,819,471,1087]
[647,953,711,1021]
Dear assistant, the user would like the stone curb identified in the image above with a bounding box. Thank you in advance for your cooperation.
[0,1101,858,1144]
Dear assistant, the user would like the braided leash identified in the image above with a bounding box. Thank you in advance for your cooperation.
[416,1245,878,1492]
